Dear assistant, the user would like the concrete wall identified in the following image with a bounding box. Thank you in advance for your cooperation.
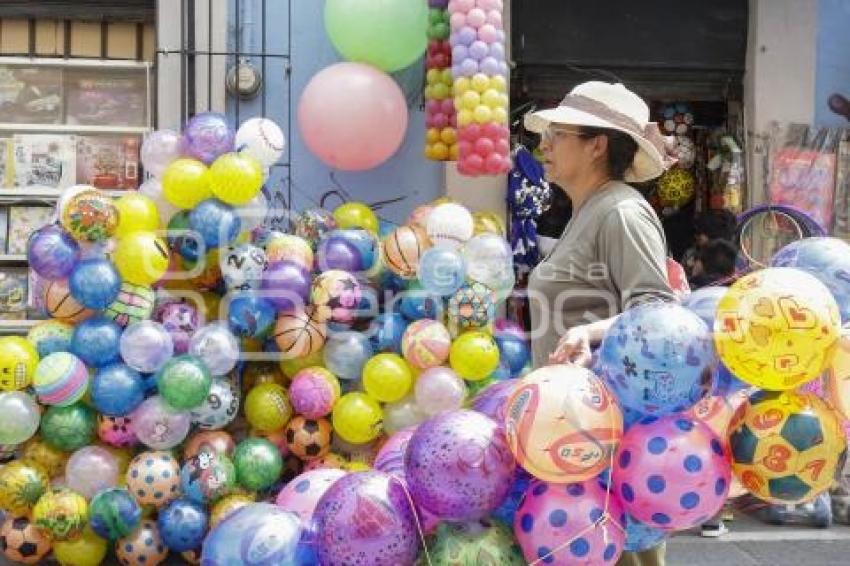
[744,0,818,207]
[815,0,850,127]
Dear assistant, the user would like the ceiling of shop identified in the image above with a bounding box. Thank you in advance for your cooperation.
[0,0,155,22]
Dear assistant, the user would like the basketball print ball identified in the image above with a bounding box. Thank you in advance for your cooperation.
[273,309,327,360]
[310,270,362,323]
[285,416,333,461]
[401,319,451,370]
[43,279,94,322]
[104,283,156,327]
[382,225,432,279]
[505,365,623,483]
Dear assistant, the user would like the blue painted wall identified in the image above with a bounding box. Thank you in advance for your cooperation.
[815,0,850,127]
[226,0,443,227]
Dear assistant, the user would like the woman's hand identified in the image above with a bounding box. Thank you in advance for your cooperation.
[549,325,593,367]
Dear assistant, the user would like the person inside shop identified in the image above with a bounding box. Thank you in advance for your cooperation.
[525,81,677,566]
[688,238,738,289]
[680,209,738,278]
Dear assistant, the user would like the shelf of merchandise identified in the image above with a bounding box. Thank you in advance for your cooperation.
[0,57,153,333]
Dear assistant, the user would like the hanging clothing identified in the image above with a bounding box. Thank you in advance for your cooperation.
[508,146,551,280]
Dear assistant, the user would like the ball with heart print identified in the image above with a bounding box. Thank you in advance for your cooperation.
[714,267,840,391]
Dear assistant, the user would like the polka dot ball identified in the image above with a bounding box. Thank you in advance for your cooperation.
[125,451,181,508]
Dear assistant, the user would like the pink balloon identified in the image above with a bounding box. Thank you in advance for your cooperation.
[414,367,466,415]
[425,100,441,114]
[515,479,625,565]
[485,153,505,174]
[426,114,438,128]
[298,63,409,171]
[486,9,503,28]
[454,0,475,12]
[464,154,485,173]
[478,24,499,44]
[612,415,731,532]
[467,8,487,27]
[450,12,467,30]
[440,99,455,114]
[433,113,449,129]
[275,468,347,522]
[474,137,495,157]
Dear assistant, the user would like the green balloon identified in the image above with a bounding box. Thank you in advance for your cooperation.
[156,355,212,410]
[422,521,526,566]
[324,0,428,72]
[233,438,282,492]
[40,402,96,452]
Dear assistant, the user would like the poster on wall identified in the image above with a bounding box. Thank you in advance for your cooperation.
[65,70,146,127]
[769,147,837,232]
[12,134,76,190]
[76,135,141,190]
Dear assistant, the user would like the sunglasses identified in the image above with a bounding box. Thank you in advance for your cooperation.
[541,126,591,144]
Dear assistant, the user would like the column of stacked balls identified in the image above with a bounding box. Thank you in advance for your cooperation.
[425,1,457,161]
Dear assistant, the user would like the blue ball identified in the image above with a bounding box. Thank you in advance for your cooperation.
[398,282,443,321]
[71,316,122,367]
[189,198,241,248]
[681,286,728,328]
[623,513,667,553]
[69,258,121,310]
[492,468,532,526]
[89,488,142,541]
[227,292,277,339]
[418,247,466,296]
[599,302,715,417]
[494,334,530,377]
[368,313,408,354]
[91,363,145,416]
[202,503,306,565]
[771,237,850,322]
[329,229,378,271]
[323,331,373,381]
[158,498,208,552]
[167,211,201,262]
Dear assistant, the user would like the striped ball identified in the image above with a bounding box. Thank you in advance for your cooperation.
[273,309,327,360]
[104,282,156,327]
[33,352,89,406]
[382,225,431,279]
[401,319,451,370]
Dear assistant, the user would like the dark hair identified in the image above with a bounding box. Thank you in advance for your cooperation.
[579,126,639,180]
[696,239,737,278]
[694,210,738,241]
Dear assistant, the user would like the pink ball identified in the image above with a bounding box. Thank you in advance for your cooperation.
[479,0,503,10]
[478,24,499,44]
[481,122,503,139]
[460,123,482,142]
[276,468,346,522]
[425,99,441,114]
[612,416,732,532]
[495,139,511,155]
[450,12,466,30]
[414,367,466,415]
[474,137,496,157]
[440,99,455,114]
[298,62,408,171]
[97,415,138,448]
[466,8,487,27]
[433,113,449,129]
[515,479,626,565]
[485,154,505,175]
[486,9,503,27]
[425,114,437,128]
[465,154,485,173]
[458,140,473,157]
[289,367,338,418]
[449,114,457,128]
[454,0,475,12]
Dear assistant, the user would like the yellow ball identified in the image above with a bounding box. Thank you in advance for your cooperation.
[657,167,696,208]
[344,460,371,472]
[440,128,457,145]
[471,73,490,93]
[112,231,170,286]
[53,526,107,566]
[473,105,493,124]
[482,89,502,109]
[209,152,264,206]
[453,77,471,95]
[0,459,49,515]
[440,68,453,86]
[449,144,460,161]
[0,336,39,390]
[461,90,481,111]
[431,142,450,161]
[424,85,434,100]
[210,491,255,528]
[332,392,383,444]
[457,109,474,128]
[424,145,436,160]
[491,75,508,93]
[714,267,841,391]
[426,69,441,86]
[473,211,506,237]
[432,83,450,100]
[33,488,88,541]
[363,353,413,403]
[114,193,160,238]
[162,158,211,209]
[244,383,292,432]
[426,128,441,144]
[492,107,509,124]
[450,330,500,381]
[22,438,68,478]
[333,202,379,233]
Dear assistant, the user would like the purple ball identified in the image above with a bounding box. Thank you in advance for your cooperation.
[489,42,506,61]
[261,260,311,311]
[456,26,477,46]
[468,40,489,61]
[459,58,479,77]
[428,0,448,7]
[452,44,469,61]
[480,56,501,76]
[27,225,80,280]
[470,379,518,429]
[314,471,418,565]
[317,236,363,272]
[405,410,515,521]
[182,112,234,164]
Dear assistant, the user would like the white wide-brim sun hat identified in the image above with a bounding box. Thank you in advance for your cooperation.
[525,81,670,183]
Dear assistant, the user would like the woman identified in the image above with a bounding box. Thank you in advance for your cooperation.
[525,81,677,566]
